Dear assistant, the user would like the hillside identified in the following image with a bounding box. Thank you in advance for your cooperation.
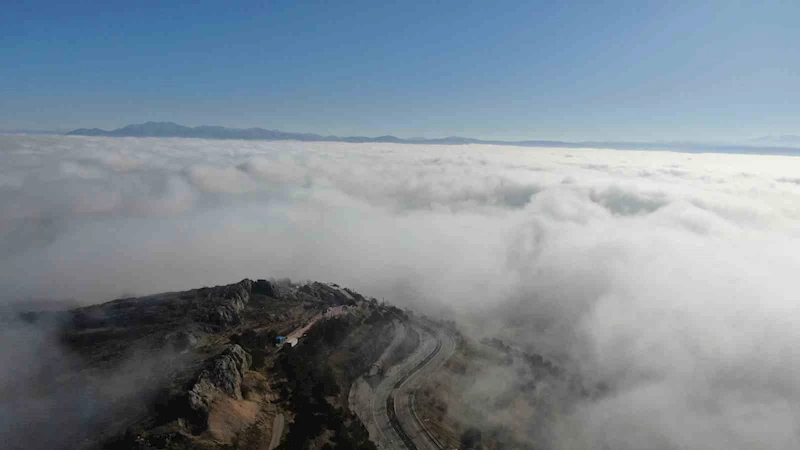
[7,279,401,450]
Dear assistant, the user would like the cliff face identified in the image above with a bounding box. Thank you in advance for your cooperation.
[6,278,394,450]
[185,344,252,431]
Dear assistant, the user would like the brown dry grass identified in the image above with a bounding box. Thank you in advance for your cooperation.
[208,397,261,443]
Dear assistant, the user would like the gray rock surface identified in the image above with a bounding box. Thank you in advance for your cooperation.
[299,282,357,305]
[253,279,277,297]
[186,344,252,429]
[207,280,252,326]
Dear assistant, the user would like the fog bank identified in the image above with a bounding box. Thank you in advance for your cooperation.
[3,135,800,448]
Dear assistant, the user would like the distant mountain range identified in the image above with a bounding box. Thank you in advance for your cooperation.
[750,135,800,145]
[67,122,800,155]
[67,121,570,146]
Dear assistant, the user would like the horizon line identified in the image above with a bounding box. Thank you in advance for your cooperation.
[5,121,800,156]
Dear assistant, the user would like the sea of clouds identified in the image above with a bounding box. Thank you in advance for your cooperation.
[2,134,800,449]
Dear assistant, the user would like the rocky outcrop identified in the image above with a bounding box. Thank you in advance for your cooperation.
[253,279,277,297]
[299,282,358,305]
[164,329,201,352]
[186,344,252,430]
[207,280,252,326]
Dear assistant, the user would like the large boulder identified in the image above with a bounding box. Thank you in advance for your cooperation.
[186,344,252,430]
[207,280,252,326]
[299,282,354,305]
[253,279,277,297]
[164,329,202,352]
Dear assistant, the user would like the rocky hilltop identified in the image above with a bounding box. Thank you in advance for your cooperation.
[8,278,400,450]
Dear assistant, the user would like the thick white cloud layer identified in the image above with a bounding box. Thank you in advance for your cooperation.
[3,135,800,448]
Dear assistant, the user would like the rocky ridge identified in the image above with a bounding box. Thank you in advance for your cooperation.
[8,277,394,450]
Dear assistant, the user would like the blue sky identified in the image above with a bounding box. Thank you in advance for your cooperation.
[2,1,798,141]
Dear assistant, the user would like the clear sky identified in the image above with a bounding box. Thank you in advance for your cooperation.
[2,1,798,141]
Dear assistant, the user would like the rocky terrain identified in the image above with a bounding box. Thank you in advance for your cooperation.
[4,278,400,450]
[3,275,597,450]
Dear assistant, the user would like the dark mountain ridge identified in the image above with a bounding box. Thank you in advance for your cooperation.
[67,122,800,156]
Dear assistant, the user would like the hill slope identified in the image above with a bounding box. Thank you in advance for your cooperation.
[5,279,400,450]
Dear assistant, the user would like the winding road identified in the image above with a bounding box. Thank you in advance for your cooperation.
[350,318,457,450]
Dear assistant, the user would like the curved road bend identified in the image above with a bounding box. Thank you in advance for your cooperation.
[349,319,415,447]
[393,322,456,450]
[350,318,457,450]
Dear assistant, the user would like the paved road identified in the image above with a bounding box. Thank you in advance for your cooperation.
[284,306,348,346]
[392,322,457,450]
[350,319,409,445]
[350,318,457,450]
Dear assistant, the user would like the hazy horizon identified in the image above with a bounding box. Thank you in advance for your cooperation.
[5,121,800,150]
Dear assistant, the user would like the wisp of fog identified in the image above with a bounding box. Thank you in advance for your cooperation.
[2,134,800,449]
